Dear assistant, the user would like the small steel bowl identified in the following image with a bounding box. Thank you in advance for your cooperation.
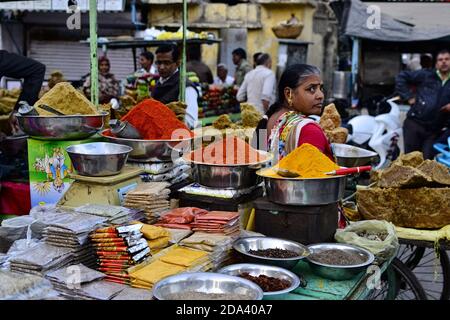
[16,112,108,141]
[218,263,301,296]
[66,142,132,176]
[257,170,346,205]
[100,130,192,163]
[152,272,264,300]
[306,243,375,281]
[184,151,272,189]
[332,143,378,167]
[232,237,310,270]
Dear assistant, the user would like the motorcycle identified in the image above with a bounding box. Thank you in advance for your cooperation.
[344,95,404,169]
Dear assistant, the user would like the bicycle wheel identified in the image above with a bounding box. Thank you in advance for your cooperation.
[397,244,450,300]
[366,258,427,300]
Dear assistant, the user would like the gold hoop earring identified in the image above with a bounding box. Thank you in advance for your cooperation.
[287,98,293,108]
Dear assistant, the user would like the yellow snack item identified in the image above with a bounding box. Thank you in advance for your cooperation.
[159,247,208,267]
[138,223,170,240]
[34,82,98,115]
[147,236,170,250]
[130,260,185,285]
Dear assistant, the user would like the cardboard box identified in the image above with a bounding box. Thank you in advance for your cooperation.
[27,137,101,207]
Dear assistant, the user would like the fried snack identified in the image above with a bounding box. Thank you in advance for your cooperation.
[320,103,341,129]
[326,127,348,144]
[213,114,235,130]
[240,103,262,128]
[320,118,335,131]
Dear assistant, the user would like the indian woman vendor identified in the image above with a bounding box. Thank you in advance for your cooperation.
[256,64,332,162]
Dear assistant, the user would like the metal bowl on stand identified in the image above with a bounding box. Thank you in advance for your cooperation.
[306,243,375,281]
[257,170,346,206]
[218,263,302,296]
[100,130,193,162]
[16,112,108,140]
[332,143,378,167]
[0,134,28,156]
[66,142,132,176]
[232,237,310,270]
[152,272,264,300]
[184,151,272,189]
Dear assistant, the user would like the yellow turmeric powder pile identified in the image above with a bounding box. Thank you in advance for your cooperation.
[34,82,98,116]
[260,143,340,179]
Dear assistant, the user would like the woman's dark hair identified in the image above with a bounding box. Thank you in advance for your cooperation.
[156,43,179,62]
[253,64,321,149]
[140,51,154,62]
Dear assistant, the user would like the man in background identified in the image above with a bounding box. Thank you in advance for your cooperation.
[152,43,199,128]
[232,48,252,87]
[236,53,276,115]
[213,63,234,86]
[396,49,450,159]
[186,45,213,84]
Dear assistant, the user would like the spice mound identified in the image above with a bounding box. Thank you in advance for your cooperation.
[189,136,266,165]
[34,82,98,115]
[106,98,192,140]
[308,249,367,266]
[259,143,340,179]
[248,248,299,259]
[239,272,291,292]
[164,291,255,300]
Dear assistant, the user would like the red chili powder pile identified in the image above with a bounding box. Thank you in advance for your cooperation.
[106,99,192,140]
[190,136,265,165]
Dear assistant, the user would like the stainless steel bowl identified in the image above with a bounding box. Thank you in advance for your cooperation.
[66,142,132,176]
[185,151,272,189]
[218,263,301,296]
[101,130,192,163]
[306,243,375,281]
[232,237,310,270]
[16,112,108,140]
[332,143,378,167]
[258,172,346,205]
[152,272,264,300]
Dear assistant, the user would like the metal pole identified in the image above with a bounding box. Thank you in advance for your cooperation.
[89,0,99,108]
[179,0,187,102]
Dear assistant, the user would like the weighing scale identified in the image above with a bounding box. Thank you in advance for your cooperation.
[57,166,144,209]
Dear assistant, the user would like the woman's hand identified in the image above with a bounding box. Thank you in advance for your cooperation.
[8,111,20,135]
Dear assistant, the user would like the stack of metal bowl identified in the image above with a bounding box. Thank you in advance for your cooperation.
[152,272,264,300]
[100,130,192,163]
[184,151,272,189]
[257,170,346,205]
[218,263,303,297]
[232,237,310,270]
[66,142,132,177]
[16,112,108,140]
[306,243,375,281]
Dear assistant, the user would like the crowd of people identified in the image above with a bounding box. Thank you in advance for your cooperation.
[1,46,449,160]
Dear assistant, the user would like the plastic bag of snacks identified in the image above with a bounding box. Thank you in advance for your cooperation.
[335,220,398,262]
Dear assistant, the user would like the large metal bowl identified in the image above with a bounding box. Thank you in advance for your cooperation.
[66,142,132,176]
[16,112,108,140]
[185,151,272,189]
[332,143,378,167]
[232,237,310,270]
[258,171,346,205]
[100,130,192,163]
[218,263,301,296]
[152,272,264,300]
[306,243,375,281]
